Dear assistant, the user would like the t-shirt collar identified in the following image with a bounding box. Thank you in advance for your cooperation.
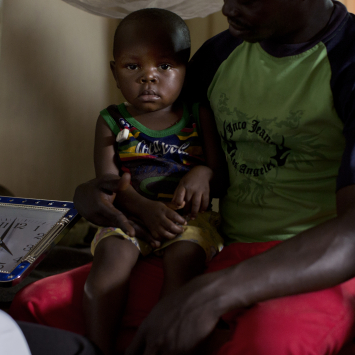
[259,0,348,57]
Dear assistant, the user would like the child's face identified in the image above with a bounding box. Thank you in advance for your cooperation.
[111,25,187,114]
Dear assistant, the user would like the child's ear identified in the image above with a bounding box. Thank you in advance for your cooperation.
[110,61,120,89]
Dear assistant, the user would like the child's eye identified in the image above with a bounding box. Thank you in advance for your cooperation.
[159,64,171,70]
[126,64,138,70]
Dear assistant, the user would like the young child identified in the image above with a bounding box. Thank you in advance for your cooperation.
[83,8,227,355]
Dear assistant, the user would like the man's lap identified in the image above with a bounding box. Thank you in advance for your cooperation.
[9,241,355,354]
[217,280,355,354]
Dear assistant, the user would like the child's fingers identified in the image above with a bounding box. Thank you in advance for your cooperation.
[172,185,186,208]
[165,201,185,211]
[147,211,186,242]
[128,218,161,248]
[151,240,161,248]
[190,192,203,219]
[151,224,181,241]
[164,212,186,233]
[145,232,162,248]
[157,228,181,240]
[166,208,187,227]
[200,191,210,212]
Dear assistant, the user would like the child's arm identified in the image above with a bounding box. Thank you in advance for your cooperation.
[171,106,228,219]
[94,116,186,246]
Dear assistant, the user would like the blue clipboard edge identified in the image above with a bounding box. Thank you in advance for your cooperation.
[0,196,81,287]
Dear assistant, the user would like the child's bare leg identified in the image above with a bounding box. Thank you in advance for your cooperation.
[162,241,206,297]
[83,236,140,355]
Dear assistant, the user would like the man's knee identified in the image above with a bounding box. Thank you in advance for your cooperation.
[217,289,355,355]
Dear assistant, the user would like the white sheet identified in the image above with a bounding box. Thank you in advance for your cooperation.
[62,0,223,19]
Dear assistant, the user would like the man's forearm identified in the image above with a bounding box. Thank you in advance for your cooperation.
[212,209,355,316]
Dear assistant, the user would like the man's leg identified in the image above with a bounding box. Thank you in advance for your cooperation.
[205,244,355,355]
[9,241,279,352]
[216,279,355,355]
[9,262,92,334]
[12,241,355,354]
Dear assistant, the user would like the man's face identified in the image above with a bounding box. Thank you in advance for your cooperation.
[222,0,304,43]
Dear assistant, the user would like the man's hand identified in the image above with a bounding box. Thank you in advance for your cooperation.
[73,173,135,235]
[73,173,186,247]
[172,166,213,219]
[125,272,226,355]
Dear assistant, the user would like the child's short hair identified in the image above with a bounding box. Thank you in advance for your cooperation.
[113,8,191,63]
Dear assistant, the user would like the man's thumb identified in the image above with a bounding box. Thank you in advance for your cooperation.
[100,173,131,193]
[118,172,131,191]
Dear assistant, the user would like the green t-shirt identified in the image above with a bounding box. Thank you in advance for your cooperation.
[187,2,355,244]
[208,42,344,243]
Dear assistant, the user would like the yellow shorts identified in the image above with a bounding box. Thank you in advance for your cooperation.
[91,211,224,262]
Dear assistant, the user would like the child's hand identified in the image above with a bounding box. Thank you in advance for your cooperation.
[171,166,213,220]
[139,200,187,248]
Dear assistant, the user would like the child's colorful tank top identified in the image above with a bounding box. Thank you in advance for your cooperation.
[100,102,205,201]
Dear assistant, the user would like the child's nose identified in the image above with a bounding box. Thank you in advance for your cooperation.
[140,70,157,83]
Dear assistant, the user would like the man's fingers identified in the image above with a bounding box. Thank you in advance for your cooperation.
[127,218,158,246]
[100,202,135,235]
[118,172,131,191]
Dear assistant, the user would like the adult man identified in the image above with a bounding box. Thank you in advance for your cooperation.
[11,0,355,354]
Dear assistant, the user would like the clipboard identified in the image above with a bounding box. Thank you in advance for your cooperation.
[0,196,80,287]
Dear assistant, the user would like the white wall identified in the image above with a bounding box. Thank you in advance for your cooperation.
[0,0,227,201]
[0,0,118,200]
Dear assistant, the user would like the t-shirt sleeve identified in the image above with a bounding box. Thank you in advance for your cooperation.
[325,13,355,190]
[337,128,355,191]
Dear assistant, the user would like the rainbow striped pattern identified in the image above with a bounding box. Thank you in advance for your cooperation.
[100,103,205,201]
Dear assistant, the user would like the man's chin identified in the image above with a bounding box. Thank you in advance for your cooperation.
[228,26,264,43]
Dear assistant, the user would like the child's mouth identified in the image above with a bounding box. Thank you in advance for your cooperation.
[139,90,160,101]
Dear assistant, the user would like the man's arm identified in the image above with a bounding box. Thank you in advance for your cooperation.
[125,184,355,355]
[73,173,135,232]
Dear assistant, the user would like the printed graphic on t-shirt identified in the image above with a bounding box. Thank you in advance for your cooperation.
[217,93,327,206]
[106,103,205,201]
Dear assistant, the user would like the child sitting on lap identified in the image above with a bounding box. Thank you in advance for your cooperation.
[83,8,227,355]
